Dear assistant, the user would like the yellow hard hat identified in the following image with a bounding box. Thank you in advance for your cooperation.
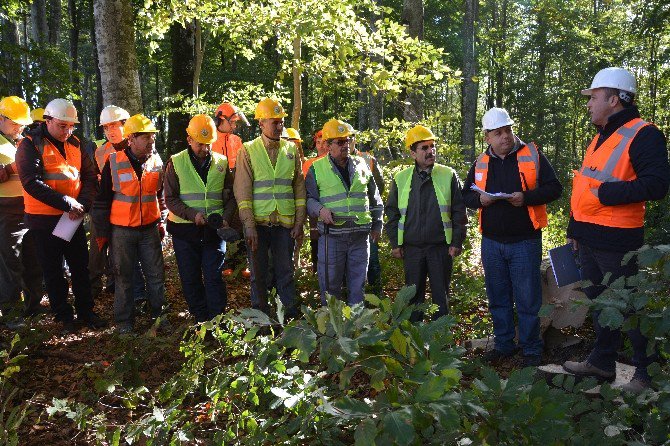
[0,96,33,126]
[322,118,356,140]
[285,128,302,142]
[31,107,45,123]
[124,114,158,135]
[186,114,217,144]
[254,98,288,120]
[405,125,437,148]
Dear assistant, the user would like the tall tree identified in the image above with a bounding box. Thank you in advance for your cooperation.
[93,0,143,114]
[31,0,48,43]
[402,0,424,121]
[461,0,478,161]
[0,18,22,96]
[48,0,61,45]
[166,22,195,156]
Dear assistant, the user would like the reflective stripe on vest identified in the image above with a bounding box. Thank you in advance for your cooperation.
[474,142,548,232]
[109,150,163,227]
[570,118,649,228]
[395,164,453,245]
[0,134,23,198]
[313,155,372,225]
[167,149,228,224]
[246,137,297,219]
[95,141,116,172]
[23,135,82,215]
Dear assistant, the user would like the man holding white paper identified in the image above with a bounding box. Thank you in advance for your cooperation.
[462,107,562,367]
[16,98,107,333]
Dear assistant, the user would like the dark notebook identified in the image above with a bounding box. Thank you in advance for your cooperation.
[548,243,581,287]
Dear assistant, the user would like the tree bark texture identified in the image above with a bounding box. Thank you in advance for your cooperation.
[167,22,195,156]
[401,0,424,121]
[0,18,22,96]
[93,0,143,114]
[31,0,48,43]
[291,36,302,130]
[461,0,478,162]
[68,0,83,134]
[47,0,61,46]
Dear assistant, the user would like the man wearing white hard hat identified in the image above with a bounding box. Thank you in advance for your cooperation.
[563,67,669,393]
[462,107,562,367]
[16,98,107,333]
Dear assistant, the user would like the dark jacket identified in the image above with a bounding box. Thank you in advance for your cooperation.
[0,132,24,214]
[567,106,670,252]
[91,148,166,238]
[164,148,236,243]
[385,164,467,249]
[462,138,563,243]
[16,123,98,230]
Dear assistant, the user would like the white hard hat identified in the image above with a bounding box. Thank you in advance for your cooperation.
[581,67,637,96]
[99,105,130,126]
[482,107,514,131]
[44,98,79,124]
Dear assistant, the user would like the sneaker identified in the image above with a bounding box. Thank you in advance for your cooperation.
[620,377,651,394]
[523,355,542,367]
[483,348,516,363]
[562,360,615,382]
[80,312,109,329]
[61,320,78,334]
[4,317,26,330]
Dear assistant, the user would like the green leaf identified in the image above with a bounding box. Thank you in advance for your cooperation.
[389,328,408,357]
[281,323,317,362]
[382,409,415,446]
[415,376,449,402]
[538,304,555,318]
[316,311,329,334]
[598,307,624,329]
[334,397,373,417]
[238,308,272,326]
[355,418,377,445]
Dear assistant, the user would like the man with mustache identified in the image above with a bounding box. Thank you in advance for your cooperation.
[462,107,562,367]
[385,125,467,321]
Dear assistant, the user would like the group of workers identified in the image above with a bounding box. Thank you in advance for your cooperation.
[0,66,667,394]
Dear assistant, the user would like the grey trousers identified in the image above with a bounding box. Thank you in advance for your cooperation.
[403,243,453,322]
[317,230,369,306]
[111,225,165,327]
[0,212,43,314]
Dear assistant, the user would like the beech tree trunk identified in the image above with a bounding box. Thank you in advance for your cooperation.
[47,0,61,45]
[0,18,22,96]
[68,0,83,134]
[89,0,103,139]
[93,0,143,114]
[291,36,302,130]
[31,0,48,43]
[461,0,479,162]
[401,0,424,121]
[166,22,195,156]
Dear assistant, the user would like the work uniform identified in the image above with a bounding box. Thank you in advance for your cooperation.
[92,148,166,330]
[165,149,236,322]
[0,132,43,317]
[16,123,98,324]
[568,106,669,382]
[302,153,327,272]
[463,138,562,358]
[233,135,306,317]
[212,132,243,170]
[306,154,383,305]
[385,163,467,321]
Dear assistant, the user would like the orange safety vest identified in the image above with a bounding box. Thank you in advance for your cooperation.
[109,150,163,227]
[23,135,82,216]
[212,132,242,169]
[95,141,116,172]
[474,142,548,232]
[570,118,650,228]
[302,153,326,178]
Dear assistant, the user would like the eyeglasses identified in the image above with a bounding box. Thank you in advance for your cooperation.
[330,138,352,147]
[416,143,436,151]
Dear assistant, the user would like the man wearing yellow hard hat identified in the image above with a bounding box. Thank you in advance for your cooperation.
[17,98,106,333]
[301,128,328,273]
[0,96,44,327]
[306,118,383,305]
[385,125,467,322]
[233,98,306,319]
[92,114,167,334]
[165,114,236,322]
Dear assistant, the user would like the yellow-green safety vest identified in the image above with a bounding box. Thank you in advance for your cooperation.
[313,155,372,225]
[0,134,23,198]
[246,137,298,219]
[395,163,454,245]
[167,149,228,224]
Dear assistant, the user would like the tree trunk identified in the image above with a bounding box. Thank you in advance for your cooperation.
[167,22,195,156]
[0,18,22,97]
[291,36,302,130]
[193,19,206,97]
[461,0,478,162]
[48,0,61,45]
[93,0,143,114]
[68,0,83,135]
[401,0,424,121]
[90,0,103,139]
[31,0,49,43]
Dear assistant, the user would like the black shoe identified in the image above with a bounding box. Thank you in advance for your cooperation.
[61,320,78,334]
[80,312,109,329]
[483,348,516,363]
[24,306,50,318]
[523,355,542,367]
[104,284,115,294]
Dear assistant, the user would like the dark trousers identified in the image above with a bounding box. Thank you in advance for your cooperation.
[31,225,93,322]
[367,238,382,296]
[404,244,453,322]
[579,244,656,381]
[173,236,227,322]
[247,225,298,318]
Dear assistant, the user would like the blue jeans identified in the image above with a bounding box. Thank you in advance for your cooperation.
[247,226,298,318]
[367,238,382,296]
[481,237,543,356]
[173,236,227,322]
[578,244,655,381]
[318,230,369,306]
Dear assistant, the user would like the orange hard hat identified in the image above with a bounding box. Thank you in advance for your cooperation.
[215,102,249,126]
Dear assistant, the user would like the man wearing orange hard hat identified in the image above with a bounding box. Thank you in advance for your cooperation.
[212,102,248,171]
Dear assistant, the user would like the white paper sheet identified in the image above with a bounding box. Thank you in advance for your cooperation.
[470,184,514,200]
[52,212,84,242]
